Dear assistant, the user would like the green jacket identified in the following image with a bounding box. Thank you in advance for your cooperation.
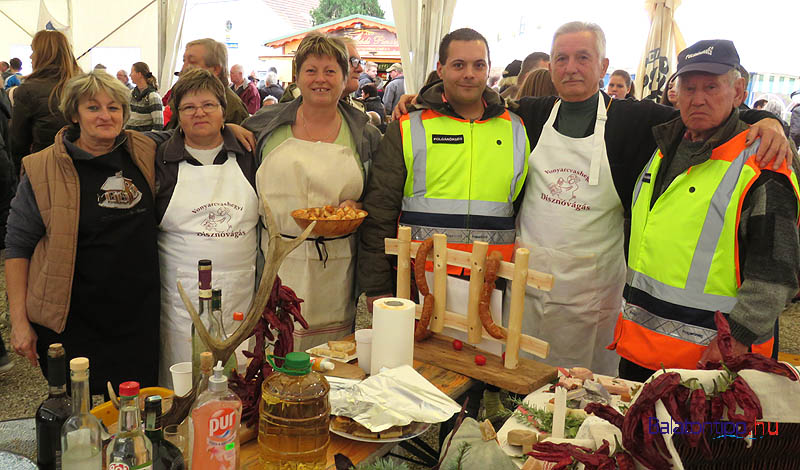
[357,81,511,297]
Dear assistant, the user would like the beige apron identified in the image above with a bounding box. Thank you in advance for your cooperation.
[256,136,363,351]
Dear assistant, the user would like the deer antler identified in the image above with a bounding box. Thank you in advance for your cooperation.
[177,194,315,373]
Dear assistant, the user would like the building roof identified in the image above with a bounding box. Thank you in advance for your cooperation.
[264,14,396,48]
[262,0,320,32]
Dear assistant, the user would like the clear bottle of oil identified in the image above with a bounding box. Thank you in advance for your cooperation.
[258,352,330,470]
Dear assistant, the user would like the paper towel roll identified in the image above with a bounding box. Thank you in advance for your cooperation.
[370,297,416,376]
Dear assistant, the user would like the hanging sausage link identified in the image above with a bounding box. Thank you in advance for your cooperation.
[479,251,506,339]
[413,239,434,341]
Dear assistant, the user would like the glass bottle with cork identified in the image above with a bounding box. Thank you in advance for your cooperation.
[192,259,213,383]
[106,381,153,469]
[258,352,331,470]
[60,357,103,470]
[144,395,185,470]
[36,343,72,470]
[210,288,237,377]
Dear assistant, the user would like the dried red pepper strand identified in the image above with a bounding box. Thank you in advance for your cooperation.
[662,388,684,424]
[721,389,747,422]
[615,452,635,470]
[685,387,707,448]
[726,354,798,381]
[709,394,724,422]
[584,403,624,428]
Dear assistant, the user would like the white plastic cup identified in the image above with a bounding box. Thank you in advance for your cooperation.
[169,362,193,396]
[354,329,373,375]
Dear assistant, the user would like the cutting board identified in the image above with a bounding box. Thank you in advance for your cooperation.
[412,333,556,395]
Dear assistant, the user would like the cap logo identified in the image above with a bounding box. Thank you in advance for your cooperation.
[685,46,714,60]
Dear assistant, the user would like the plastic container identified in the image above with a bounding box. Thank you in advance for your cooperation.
[258,352,331,470]
[190,361,242,470]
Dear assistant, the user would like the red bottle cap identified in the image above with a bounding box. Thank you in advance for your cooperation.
[119,381,140,397]
[233,312,244,321]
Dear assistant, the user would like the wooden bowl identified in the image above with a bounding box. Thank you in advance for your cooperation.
[291,207,368,238]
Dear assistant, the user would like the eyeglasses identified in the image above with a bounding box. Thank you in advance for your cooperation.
[349,57,366,68]
[178,102,221,115]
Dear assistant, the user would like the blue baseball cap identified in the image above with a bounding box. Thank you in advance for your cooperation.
[675,39,740,78]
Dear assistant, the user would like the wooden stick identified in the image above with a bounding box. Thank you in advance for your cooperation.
[431,234,448,333]
[505,248,529,369]
[396,226,411,299]
[385,238,553,291]
[467,242,489,344]
[414,305,549,359]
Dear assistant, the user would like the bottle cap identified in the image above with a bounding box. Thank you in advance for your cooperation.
[200,351,214,372]
[198,259,212,291]
[233,312,244,321]
[47,343,64,356]
[47,344,67,387]
[119,381,140,397]
[145,395,162,415]
[208,360,228,392]
[70,357,89,371]
[212,289,222,310]
[283,352,312,376]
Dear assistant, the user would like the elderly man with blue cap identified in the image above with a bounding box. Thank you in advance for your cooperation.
[610,39,800,382]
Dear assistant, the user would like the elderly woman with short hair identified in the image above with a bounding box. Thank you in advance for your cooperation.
[155,68,258,386]
[243,32,380,350]
[5,71,160,395]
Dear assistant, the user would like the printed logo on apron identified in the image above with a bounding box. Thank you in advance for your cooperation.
[193,203,248,238]
[97,170,142,209]
[541,168,592,211]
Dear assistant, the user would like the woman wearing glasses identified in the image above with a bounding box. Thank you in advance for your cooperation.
[154,68,258,385]
[243,32,380,350]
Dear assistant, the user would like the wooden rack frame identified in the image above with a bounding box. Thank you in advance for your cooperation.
[385,227,555,369]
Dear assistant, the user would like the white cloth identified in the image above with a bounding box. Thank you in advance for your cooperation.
[256,137,363,352]
[158,153,259,386]
[510,95,625,376]
[185,143,223,166]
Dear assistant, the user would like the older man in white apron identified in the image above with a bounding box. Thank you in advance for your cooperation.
[502,23,622,376]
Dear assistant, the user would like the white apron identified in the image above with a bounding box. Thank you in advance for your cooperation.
[256,137,363,352]
[508,96,625,376]
[158,153,259,386]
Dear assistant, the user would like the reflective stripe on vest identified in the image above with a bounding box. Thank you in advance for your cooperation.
[613,130,800,369]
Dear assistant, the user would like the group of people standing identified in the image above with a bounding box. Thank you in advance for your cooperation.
[2,19,798,404]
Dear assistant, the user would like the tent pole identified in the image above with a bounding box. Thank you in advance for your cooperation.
[76,0,157,60]
[158,0,167,73]
[0,10,34,38]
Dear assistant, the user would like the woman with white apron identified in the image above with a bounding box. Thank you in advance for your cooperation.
[155,69,259,386]
[244,34,380,352]
[509,95,625,376]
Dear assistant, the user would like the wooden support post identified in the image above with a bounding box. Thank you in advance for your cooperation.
[431,234,448,333]
[505,248,530,369]
[396,226,411,299]
[467,242,489,344]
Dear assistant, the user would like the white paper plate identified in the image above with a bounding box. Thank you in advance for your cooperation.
[306,342,357,362]
[330,421,431,443]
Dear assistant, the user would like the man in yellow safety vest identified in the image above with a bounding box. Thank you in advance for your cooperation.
[609,39,800,382]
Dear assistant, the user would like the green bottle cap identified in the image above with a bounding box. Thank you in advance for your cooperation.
[267,352,311,376]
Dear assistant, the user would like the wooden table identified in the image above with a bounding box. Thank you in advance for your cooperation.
[239,359,475,469]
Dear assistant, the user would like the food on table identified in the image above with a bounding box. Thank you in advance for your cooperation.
[327,340,356,355]
[521,456,557,470]
[479,419,498,441]
[293,205,367,220]
[557,377,583,390]
[475,354,487,366]
[598,376,631,396]
[569,367,594,381]
[414,238,435,341]
[330,415,411,440]
[479,251,507,339]
[507,429,539,449]
[452,339,463,350]
[308,347,349,359]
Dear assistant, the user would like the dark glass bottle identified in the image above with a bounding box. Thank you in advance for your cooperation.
[144,395,185,470]
[36,343,72,470]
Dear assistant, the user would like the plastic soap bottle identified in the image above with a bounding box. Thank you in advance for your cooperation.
[190,361,242,470]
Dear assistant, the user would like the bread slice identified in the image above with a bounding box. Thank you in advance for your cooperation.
[309,347,348,359]
[327,340,356,355]
[378,427,403,439]
[331,416,355,433]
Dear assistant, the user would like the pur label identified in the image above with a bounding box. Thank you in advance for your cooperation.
[208,408,237,443]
